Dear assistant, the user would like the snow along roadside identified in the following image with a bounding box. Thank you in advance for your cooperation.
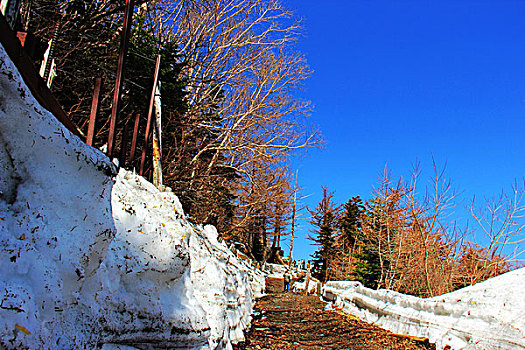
[0,42,264,350]
[322,269,525,350]
[107,169,266,349]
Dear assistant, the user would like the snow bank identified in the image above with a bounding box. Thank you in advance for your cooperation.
[292,278,321,295]
[107,170,265,349]
[322,269,525,350]
[0,44,264,349]
[1,42,117,349]
[264,263,288,275]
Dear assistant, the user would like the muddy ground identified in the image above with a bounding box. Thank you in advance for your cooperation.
[234,293,436,350]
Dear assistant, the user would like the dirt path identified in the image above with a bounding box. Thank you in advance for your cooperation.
[234,293,435,350]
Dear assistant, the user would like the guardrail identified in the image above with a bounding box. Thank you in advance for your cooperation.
[1,12,158,181]
[0,13,83,139]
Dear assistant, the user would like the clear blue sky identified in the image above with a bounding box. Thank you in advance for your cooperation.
[279,0,525,261]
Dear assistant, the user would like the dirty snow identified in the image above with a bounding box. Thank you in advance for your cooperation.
[3,32,524,350]
[322,268,525,350]
[292,279,321,295]
[0,43,264,349]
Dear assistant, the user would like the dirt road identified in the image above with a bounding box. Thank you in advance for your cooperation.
[234,293,435,350]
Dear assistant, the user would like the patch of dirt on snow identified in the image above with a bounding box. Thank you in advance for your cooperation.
[235,293,436,350]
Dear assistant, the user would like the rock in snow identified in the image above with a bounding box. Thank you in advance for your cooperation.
[0,44,264,349]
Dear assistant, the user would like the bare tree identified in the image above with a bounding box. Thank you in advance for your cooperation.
[467,179,525,284]
[145,0,321,241]
[354,160,463,297]
[157,0,320,185]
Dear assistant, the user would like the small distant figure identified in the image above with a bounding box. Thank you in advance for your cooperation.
[284,270,291,292]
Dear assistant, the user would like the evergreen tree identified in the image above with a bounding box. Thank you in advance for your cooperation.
[339,196,365,253]
[351,201,388,289]
[126,15,187,121]
[352,239,382,289]
[328,195,365,280]
[308,187,340,282]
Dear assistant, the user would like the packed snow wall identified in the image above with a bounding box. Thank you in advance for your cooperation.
[0,44,264,349]
[322,269,525,350]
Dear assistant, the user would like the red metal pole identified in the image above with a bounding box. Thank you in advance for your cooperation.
[139,54,161,176]
[129,113,140,166]
[107,0,134,158]
[87,76,102,146]
[119,118,130,168]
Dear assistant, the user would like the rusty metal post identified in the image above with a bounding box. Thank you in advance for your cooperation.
[148,167,153,182]
[107,0,134,158]
[119,118,130,168]
[87,76,102,146]
[139,54,161,176]
[129,113,140,167]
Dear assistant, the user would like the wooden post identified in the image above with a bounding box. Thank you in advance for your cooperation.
[87,77,102,146]
[304,263,311,295]
[140,54,161,176]
[129,113,140,167]
[152,80,163,189]
[107,0,134,158]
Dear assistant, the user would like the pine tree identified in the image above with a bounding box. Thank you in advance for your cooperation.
[352,239,382,289]
[351,201,389,289]
[330,196,365,279]
[339,196,365,254]
[308,187,340,282]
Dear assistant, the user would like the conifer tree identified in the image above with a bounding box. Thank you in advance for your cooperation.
[351,203,384,289]
[308,187,339,282]
[330,196,365,279]
[339,196,365,254]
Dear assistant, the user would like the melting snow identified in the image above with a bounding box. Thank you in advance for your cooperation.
[0,43,264,349]
[322,268,525,349]
[1,33,523,350]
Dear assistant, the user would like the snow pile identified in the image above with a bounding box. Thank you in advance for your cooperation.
[1,43,118,349]
[107,170,264,349]
[0,44,264,349]
[322,269,525,350]
[292,278,321,294]
[262,263,320,294]
[264,263,288,275]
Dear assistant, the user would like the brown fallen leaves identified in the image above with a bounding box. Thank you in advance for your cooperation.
[234,293,435,350]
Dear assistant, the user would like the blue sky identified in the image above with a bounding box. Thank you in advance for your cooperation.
[279,0,525,261]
